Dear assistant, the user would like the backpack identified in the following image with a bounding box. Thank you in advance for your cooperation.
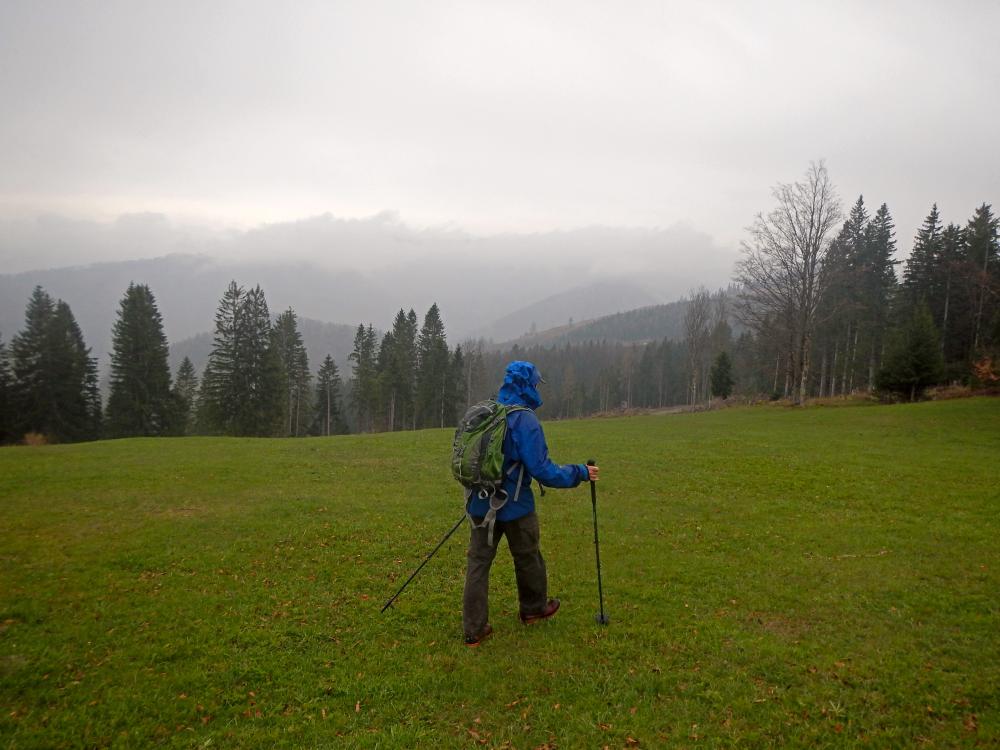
[451,399,529,545]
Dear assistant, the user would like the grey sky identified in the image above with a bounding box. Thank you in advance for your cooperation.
[1,0,998,272]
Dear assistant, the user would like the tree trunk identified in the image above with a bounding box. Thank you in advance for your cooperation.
[840,322,851,396]
[819,349,827,398]
[848,325,860,393]
[830,339,839,397]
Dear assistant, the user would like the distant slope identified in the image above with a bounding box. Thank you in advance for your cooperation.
[497,298,691,348]
[168,317,358,376]
[473,280,662,342]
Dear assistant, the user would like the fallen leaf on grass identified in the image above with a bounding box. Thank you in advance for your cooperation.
[598,722,611,730]
[964,714,978,733]
[626,737,640,746]
[355,701,361,713]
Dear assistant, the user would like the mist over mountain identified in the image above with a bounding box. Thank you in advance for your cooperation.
[0,211,737,376]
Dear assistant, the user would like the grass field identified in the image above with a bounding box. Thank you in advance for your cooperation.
[1,398,999,748]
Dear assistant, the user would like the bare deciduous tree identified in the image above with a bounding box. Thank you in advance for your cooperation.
[735,161,842,404]
[683,288,713,405]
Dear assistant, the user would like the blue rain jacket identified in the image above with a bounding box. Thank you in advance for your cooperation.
[467,361,589,522]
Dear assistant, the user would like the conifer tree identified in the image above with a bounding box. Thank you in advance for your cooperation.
[902,204,943,304]
[0,335,12,444]
[201,281,244,434]
[936,223,966,364]
[235,285,285,436]
[313,354,346,435]
[876,303,944,401]
[964,203,999,358]
[106,283,174,437]
[710,350,734,399]
[446,345,465,426]
[415,303,451,427]
[272,308,311,436]
[348,323,378,432]
[380,309,418,431]
[11,287,100,442]
[172,357,199,436]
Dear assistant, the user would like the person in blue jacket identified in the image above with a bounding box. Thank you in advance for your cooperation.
[463,360,600,646]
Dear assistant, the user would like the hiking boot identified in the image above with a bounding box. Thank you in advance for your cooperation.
[464,623,493,647]
[520,598,560,625]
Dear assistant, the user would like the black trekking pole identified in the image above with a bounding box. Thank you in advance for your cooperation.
[588,459,609,625]
[381,512,466,613]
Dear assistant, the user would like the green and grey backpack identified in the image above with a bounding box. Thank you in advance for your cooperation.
[451,399,529,545]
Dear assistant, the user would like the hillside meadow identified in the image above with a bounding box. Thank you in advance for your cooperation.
[1,398,998,748]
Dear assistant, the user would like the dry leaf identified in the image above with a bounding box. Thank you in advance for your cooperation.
[355,701,361,713]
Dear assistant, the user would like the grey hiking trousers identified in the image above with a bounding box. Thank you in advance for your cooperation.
[463,511,548,639]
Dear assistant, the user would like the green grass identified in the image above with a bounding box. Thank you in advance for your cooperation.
[2,398,999,748]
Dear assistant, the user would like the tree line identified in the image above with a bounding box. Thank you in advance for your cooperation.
[1,167,995,444]
[734,162,998,403]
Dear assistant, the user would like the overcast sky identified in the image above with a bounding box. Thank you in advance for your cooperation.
[1,0,998,272]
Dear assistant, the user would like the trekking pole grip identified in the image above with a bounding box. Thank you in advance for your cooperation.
[587,459,597,499]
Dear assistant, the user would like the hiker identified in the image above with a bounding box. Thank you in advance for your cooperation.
[463,360,600,646]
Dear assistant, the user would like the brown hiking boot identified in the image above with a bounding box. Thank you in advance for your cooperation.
[519,598,560,625]
[464,623,493,647]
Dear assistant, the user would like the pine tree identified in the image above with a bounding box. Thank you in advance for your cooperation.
[0,335,13,444]
[272,308,311,436]
[106,283,174,437]
[313,354,346,435]
[415,303,451,428]
[11,287,100,442]
[710,351,734,399]
[172,357,199,436]
[876,303,944,401]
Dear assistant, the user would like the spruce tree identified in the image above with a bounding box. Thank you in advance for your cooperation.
[11,288,100,442]
[446,345,465,426]
[235,285,285,437]
[416,303,450,428]
[902,204,943,304]
[313,354,345,435]
[348,323,378,432]
[272,308,311,436]
[106,283,174,437]
[172,357,199,436]
[710,351,734,399]
[0,335,12,444]
[382,309,418,431]
[201,281,244,434]
[876,303,944,401]
[964,203,999,358]
[936,223,967,365]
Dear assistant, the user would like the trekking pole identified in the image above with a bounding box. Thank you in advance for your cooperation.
[588,459,610,625]
[381,512,467,613]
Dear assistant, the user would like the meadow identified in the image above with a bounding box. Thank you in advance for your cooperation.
[1,398,998,748]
